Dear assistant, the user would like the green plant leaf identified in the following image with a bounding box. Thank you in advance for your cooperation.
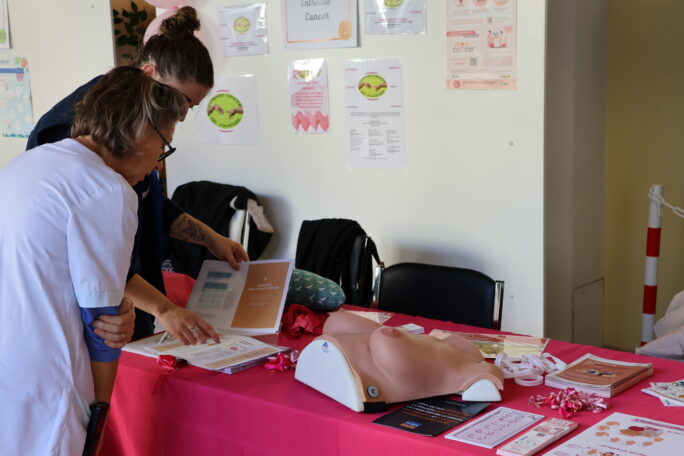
[112,10,119,17]
[130,16,138,26]
[140,10,148,21]
[116,35,128,47]
[131,1,138,12]
[113,17,123,24]
[127,36,139,47]
[114,29,121,35]
[136,27,146,35]
[122,9,130,18]
[125,23,133,34]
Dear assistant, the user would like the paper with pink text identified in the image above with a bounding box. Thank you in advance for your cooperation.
[288,59,330,134]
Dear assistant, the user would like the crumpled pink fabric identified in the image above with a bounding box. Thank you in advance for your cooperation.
[282,304,324,338]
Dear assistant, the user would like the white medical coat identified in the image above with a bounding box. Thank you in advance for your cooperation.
[0,139,138,456]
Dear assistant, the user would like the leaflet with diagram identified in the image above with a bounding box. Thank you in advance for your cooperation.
[641,379,684,406]
[444,407,544,449]
[545,412,684,456]
[429,329,549,360]
[185,259,294,335]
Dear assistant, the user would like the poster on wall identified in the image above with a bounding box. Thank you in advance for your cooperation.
[288,59,330,134]
[365,0,427,35]
[446,0,517,90]
[0,0,9,49]
[0,57,34,138]
[195,75,260,145]
[345,59,405,169]
[281,0,358,50]
[218,3,269,57]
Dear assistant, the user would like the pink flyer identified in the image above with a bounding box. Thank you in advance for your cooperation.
[288,59,330,134]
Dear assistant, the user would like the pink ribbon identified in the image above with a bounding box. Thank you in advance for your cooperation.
[529,387,608,418]
[263,351,300,372]
[157,354,187,371]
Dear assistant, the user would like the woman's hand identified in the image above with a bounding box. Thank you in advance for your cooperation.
[158,305,220,345]
[93,297,136,348]
[206,233,249,270]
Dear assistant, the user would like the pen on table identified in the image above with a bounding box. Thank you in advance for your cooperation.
[159,332,172,344]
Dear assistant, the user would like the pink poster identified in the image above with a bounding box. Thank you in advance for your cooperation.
[288,59,330,134]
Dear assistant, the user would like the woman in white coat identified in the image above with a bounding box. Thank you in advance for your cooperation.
[0,66,186,456]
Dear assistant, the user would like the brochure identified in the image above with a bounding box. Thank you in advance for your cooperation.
[546,412,684,456]
[429,329,549,360]
[372,397,489,437]
[641,379,684,406]
[544,353,653,397]
[444,406,544,449]
[496,418,577,456]
[185,259,294,335]
[123,332,289,374]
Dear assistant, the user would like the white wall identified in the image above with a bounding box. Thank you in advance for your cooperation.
[0,0,115,168]
[167,1,548,336]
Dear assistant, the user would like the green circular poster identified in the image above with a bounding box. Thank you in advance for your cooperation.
[233,16,251,33]
[207,92,244,130]
[384,0,404,7]
[358,74,388,98]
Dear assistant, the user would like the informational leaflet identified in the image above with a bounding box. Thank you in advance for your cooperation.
[0,0,9,49]
[429,329,549,360]
[0,57,33,138]
[446,0,517,90]
[444,407,543,449]
[373,398,489,436]
[345,59,405,169]
[288,59,330,134]
[146,333,285,373]
[185,259,294,335]
[281,0,358,50]
[218,3,269,57]
[546,412,684,456]
[364,0,427,35]
[195,75,259,145]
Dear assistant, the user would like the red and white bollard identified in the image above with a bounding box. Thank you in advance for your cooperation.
[641,185,662,345]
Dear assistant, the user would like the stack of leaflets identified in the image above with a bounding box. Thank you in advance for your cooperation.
[429,329,549,360]
[544,353,653,397]
[496,418,577,456]
[642,379,684,407]
[546,412,684,456]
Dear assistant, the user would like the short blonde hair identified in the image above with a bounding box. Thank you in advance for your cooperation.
[71,66,186,159]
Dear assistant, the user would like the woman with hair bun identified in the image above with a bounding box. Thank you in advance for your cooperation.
[26,6,248,348]
[0,66,187,456]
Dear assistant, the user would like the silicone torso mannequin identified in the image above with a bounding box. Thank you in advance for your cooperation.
[295,311,504,411]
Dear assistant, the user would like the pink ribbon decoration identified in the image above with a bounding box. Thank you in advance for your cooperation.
[529,387,608,418]
[263,351,300,372]
[157,354,187,371]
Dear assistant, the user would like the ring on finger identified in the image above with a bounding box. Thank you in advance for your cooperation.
[189,324,197,332]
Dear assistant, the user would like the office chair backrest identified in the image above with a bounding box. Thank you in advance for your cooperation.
[376,262,503,329]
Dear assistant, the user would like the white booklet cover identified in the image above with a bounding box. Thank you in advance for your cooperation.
[444,407,544,449]
[545,412,684,456]
[186,259,293,335]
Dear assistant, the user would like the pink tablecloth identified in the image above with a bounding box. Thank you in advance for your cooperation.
[100,309,684,456]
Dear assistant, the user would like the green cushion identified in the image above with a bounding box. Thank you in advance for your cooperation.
[287,269,346,311]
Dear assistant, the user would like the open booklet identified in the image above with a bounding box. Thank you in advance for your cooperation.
[184,259,294,335]
[123,331,290,374]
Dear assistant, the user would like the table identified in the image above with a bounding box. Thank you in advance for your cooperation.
[100,309,684,456]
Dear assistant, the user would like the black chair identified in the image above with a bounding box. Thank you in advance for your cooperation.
[376,262,504,330]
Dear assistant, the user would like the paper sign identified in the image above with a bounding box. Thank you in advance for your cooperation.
[195,75,260,145]
[0,0,10,49]
[446,0,517,90]
[288,59,330,134]
[365,0,427,35]
[0,57,33,138]
[281,0,358,50]
[345,59,405,168]
[218,3,269,57]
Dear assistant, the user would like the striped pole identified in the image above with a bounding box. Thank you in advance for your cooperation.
[642,185,662,345]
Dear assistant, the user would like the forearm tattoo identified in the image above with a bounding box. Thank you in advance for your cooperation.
[170,215,206,244]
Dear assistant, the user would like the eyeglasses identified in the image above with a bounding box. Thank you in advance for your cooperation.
[151,124,177,162]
